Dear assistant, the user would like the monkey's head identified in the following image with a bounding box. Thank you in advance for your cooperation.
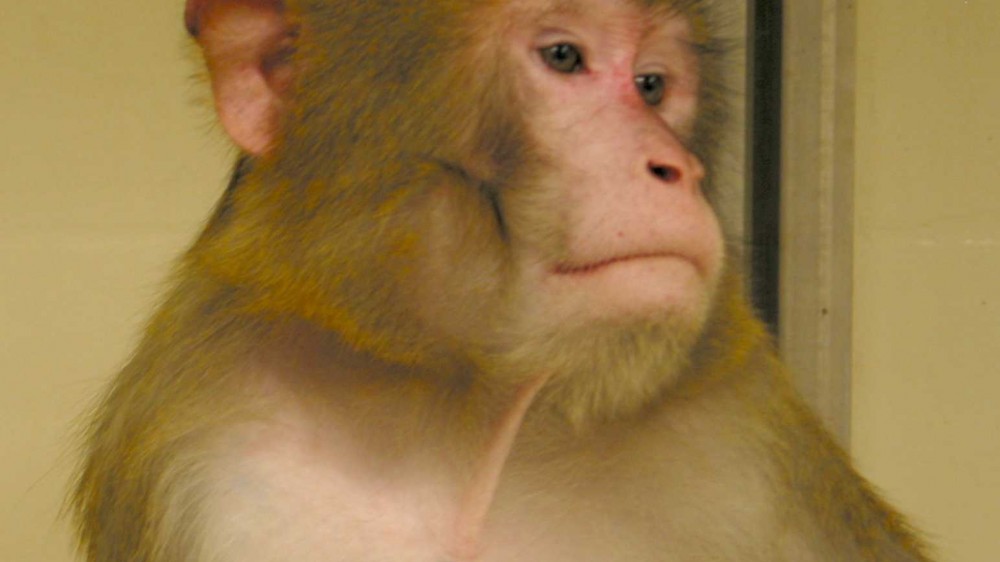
[187,0,731,424]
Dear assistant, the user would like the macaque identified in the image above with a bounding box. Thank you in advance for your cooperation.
[72,0,933,561]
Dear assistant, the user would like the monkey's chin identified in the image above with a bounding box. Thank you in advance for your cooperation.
[492,313,702,429]
[489,258,714,427]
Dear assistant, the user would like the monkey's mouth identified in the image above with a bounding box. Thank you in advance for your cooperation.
[552,252,690,276]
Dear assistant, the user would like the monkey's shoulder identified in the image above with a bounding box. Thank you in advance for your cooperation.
[192,411,448,562]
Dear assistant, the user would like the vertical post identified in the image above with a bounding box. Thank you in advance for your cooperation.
[779,0,856,445]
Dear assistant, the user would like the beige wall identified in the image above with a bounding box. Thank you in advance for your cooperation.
[1,1,998,562]
[852,1,1000,561]
[0,2,230,560]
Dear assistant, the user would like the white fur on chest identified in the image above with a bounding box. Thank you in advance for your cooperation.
[194,402,795,562]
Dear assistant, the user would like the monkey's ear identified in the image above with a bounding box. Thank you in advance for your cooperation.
[186,0,293,155]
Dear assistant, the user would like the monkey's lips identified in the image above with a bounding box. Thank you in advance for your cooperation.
[547,252,708,316]
[552,252,700,277]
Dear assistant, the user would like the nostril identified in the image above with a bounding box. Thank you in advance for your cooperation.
[649,163,681,183]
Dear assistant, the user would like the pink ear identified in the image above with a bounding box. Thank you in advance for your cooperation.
[186,0,291,155]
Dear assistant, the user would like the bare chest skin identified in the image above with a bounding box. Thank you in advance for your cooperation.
[197,364,793,562]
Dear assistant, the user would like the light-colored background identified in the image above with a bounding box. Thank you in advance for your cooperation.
[1,1,997,561]
[851,0,1000,556]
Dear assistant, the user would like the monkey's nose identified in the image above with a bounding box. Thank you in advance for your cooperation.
[648,163,682,183]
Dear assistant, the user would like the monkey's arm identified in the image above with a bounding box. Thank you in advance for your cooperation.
[73,278,262,562]
[770,387,934,562]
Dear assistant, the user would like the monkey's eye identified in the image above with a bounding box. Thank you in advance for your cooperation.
[540,43,585,74]
[635,74,666,106]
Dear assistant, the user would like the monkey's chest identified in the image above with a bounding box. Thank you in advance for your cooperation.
[201,463,664,562]
[198,427,782,562]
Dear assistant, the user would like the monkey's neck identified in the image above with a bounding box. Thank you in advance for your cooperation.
[447,372,552,561]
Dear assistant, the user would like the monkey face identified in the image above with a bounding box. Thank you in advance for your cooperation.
[502,3,722,325]
[403,1,727,421]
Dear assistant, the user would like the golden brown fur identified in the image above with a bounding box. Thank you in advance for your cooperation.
[72,1,933,560]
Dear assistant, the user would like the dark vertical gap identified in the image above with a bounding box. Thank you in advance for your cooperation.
[747,0,783,336]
